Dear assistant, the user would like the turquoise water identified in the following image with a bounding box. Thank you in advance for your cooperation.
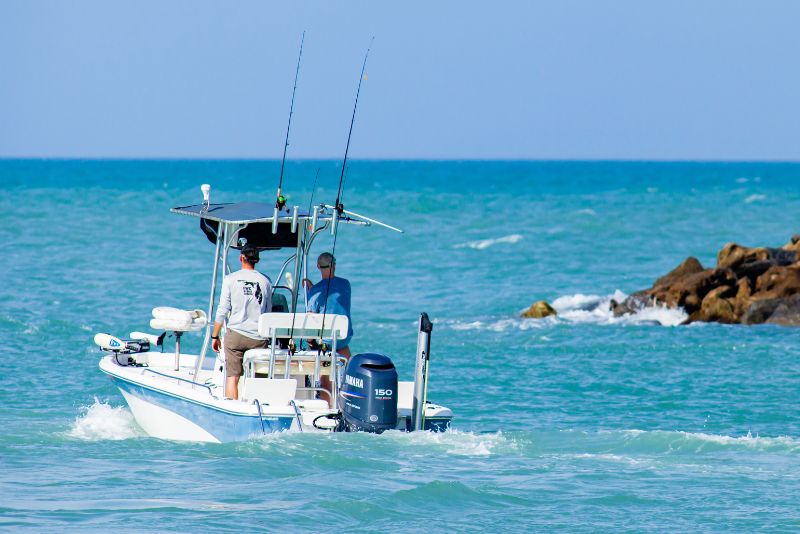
[2,160,800,531]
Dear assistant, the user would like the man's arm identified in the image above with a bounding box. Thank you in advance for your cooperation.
[212,278,231,352]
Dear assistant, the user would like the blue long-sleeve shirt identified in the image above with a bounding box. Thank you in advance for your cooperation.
[306,276,354,347]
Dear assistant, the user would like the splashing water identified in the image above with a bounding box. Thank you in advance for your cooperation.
[68,399,144,441]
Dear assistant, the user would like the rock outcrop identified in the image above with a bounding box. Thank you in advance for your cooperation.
[521,300,557,319]
[611,236,800,326]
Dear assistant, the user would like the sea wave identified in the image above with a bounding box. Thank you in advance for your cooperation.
[243,428,518,458]
[744,193,766,204]
[437,291,687,333]
[618,429,800,454]
[68,398,144,441]
[453,234,523,250]
[551,291,688,327]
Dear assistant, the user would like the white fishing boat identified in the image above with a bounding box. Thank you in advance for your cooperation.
[95,187,453,442]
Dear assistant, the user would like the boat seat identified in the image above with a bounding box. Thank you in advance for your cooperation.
[149,307,207,332]
[243,349,332,378]
[240,378,297,406]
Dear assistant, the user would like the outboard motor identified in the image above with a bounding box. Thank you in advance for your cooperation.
[338,353,398,433]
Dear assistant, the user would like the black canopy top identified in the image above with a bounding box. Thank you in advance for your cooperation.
[171,201,365,250]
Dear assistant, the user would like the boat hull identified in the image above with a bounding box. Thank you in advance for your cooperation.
[99,355,452,442]
[108,374,294,443]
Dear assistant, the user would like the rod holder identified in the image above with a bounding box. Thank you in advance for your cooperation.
[201,184,211,210]
[272,207,279,234]
[174,331,183,371]
[331,209,338,235]
[411,312,433,431]
[311,206,319,233]
[291,205,299,233]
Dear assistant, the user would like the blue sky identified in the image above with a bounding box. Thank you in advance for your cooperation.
[1,1,799,160]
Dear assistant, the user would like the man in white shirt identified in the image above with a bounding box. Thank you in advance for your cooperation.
[211,244,272,399]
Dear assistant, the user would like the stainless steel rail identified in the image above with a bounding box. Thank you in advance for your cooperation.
[143,368,215,395]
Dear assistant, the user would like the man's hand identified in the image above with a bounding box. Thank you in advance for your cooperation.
[302,278,313,290]
[212,338,221,352]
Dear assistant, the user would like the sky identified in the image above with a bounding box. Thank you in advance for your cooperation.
[1,1,799,160]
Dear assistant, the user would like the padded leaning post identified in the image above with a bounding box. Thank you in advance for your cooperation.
[149,307,207,371]
[149,307,207,332]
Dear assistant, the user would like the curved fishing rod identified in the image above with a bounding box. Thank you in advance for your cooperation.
[318,38,374,352]
[333,37,373,214]
[275,31,305,211]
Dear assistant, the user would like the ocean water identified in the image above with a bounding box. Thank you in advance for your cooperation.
[2,160,800,531]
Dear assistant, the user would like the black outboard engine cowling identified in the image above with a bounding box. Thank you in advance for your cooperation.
[338,353,398,433]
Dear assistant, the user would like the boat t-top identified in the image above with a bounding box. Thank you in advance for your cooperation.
[94,188,453,442]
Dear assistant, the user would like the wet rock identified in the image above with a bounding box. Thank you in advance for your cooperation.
[648,267,736,314]
[766,294,800,326]
[695,286,738,323]
[609,294,649,317]
[742,299,782,325]
[521,300,557,319]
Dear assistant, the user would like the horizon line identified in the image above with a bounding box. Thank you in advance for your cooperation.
[2,156,800,164]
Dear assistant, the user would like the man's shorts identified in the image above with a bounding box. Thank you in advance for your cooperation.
[224,329,268,377]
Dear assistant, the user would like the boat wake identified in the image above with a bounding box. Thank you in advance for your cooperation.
[68,398,144,441]
[453,234,523,250]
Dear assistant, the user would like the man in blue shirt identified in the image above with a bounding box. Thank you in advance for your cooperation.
[303,252,353,405]
[303,252,354,357]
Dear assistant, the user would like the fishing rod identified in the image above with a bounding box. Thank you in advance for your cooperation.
[318,38,374,349]
[333,37,373,215]
[275,31,305,212]
[286,167,320,354]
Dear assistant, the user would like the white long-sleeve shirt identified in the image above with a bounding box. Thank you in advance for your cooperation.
[215,269,272,340]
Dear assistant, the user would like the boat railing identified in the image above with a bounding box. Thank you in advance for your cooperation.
[143,368,216,396]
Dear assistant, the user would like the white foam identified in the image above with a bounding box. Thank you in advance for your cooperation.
[384,429,517,457]
[663,430,800,450]
[554,291,687,326]
[574,208,597,216]
[68,398,144,441]
[744,194,766,204]
[439,291,687,333]
[453,234,523,250]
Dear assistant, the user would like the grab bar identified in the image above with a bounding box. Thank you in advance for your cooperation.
[253,399,266,434]
[142,368,215,395]
[289,399,303,432]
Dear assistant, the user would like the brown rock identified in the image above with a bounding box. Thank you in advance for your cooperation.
[717,243,796,271]
[717,243,769,270]
[781,234,800,253]
[652,257,705,290]
[754,265,800,300]
[696,286,738,323]
[521,300,557,319]
[732,278,752,318]
[648,268,736,313]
